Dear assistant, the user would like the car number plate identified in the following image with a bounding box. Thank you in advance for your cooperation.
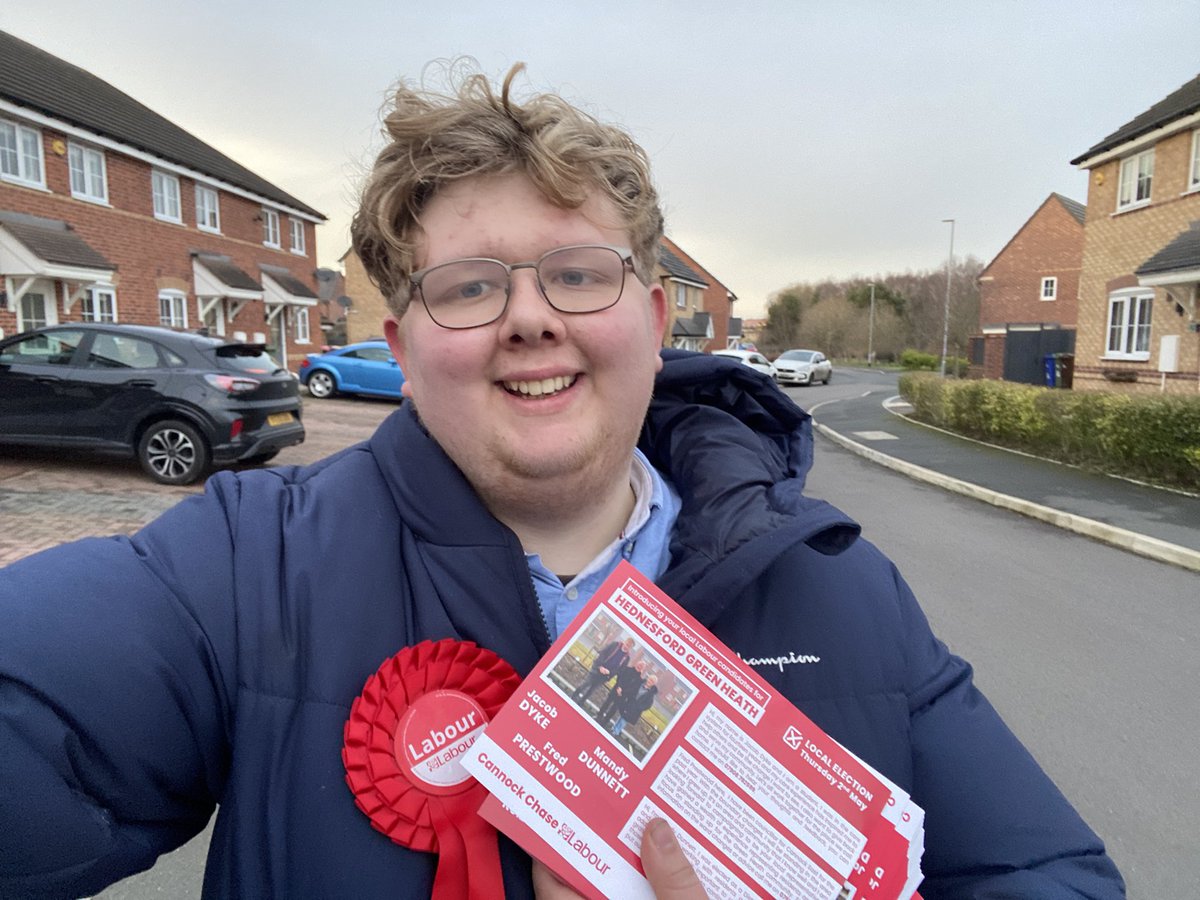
[267,412,294,427]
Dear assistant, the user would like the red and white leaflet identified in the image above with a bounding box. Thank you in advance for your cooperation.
[463,561,923,899]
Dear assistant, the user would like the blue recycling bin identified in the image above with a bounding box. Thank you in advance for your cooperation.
[1044,355,1057,387]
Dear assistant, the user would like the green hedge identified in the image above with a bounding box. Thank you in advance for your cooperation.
[898,373,1200,490]
[899,349,969,377]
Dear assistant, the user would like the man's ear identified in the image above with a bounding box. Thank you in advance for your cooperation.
[647,283,667,372]
[384,315,414,399]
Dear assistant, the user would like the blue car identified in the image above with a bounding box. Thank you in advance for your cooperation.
[298,341,405,400]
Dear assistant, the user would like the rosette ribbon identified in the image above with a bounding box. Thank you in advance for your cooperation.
[343,639,521,900]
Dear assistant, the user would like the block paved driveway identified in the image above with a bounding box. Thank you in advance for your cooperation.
[0,392,400,566]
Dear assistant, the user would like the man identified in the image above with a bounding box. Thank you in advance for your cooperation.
[571,637,633,711]
[0,63,1124,899]
[610,672,658,741]
[597,658,648,728]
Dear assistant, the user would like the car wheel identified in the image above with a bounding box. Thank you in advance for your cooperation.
[824,373,832,384]
[306,370,336,399]
[138,419,211,485]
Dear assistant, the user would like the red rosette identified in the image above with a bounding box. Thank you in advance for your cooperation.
[343,639,521,899]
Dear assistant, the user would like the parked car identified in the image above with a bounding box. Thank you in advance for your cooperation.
[0,323,304,484]
[298,341,405,400]
[773,349,833,386]
[710,348,777,379]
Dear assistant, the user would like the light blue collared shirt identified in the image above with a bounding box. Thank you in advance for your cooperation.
[527,449,681,640]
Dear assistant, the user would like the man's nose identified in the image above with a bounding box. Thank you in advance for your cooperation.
[499,268,564,343]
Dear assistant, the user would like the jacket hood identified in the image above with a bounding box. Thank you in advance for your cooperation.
[643,350,859,609]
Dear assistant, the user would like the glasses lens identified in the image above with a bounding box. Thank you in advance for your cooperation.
[538,246,626,313]
[418,259,509,328]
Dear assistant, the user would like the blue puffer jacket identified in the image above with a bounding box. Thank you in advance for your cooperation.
[0,352,1124,899]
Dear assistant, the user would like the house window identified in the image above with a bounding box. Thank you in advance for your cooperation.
[675,283,688,309]
[1190,129,1200,191]
[81,286,117,322]
[290,218,306,255]
[1117,148,1153,210]
[295,307,311,343]
[158,291,188,329]
[151,170,182,222]
[262,208,281,247]
[0,118,44,186]
[68,142,107,203]
[1040,277,1057,301]
[196,184,220,232]
[1105,290,1152,360]
[17,291,51,332]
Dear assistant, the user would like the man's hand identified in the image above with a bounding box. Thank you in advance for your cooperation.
[531,818,708,899]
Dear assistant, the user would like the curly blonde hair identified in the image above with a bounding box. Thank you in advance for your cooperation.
[351,62,664,317]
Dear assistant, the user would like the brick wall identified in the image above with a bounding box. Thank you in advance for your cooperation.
[979,195,1083,329]
[1075,127,1200,394]
[1,122,320,368]
[342,250,391,344]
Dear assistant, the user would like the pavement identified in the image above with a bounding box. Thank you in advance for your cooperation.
[810,391,1200,573]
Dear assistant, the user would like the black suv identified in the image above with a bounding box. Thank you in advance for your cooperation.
[0,323,304,484]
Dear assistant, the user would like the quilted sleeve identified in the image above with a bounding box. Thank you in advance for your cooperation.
[0,479,241,899]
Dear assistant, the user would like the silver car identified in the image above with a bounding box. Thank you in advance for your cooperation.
[711,349,777,379]
[773,349,832,386]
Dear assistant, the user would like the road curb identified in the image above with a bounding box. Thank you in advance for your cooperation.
[813,421,1200,574]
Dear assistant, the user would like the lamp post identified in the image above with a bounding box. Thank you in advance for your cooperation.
[867,282,876,366]
[939,218,955,377]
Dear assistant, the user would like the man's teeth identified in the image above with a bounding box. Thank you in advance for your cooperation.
[503,374,576,397]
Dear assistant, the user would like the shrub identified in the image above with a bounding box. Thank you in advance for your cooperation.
[897,374,1200,490]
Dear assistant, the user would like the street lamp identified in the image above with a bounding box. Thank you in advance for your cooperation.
[939,218,955,377]
[867,282,876,366]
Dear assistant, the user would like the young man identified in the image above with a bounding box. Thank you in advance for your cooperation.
[610,673,658,741]
[597,658,648,729]
[571,637,634,711]
[0,64,1124,899]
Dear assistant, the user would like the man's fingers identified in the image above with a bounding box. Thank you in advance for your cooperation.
[641,819,708,899]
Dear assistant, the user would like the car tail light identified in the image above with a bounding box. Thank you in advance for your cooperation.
[205,373,261,394]
[230,418,244,440]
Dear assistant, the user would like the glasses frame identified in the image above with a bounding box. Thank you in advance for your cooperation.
[409,243,635,330]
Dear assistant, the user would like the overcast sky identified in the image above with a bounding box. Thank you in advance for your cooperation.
[6,2,1199,316]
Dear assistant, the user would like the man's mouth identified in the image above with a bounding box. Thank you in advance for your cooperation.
[501,374,577,398]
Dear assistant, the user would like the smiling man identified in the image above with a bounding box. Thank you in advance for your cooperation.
[0,64,1124,899]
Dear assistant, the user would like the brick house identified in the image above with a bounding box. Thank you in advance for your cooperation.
[657,236,740,351]
[342,236,741,351]
[973,193,1085,383]
[0,31,325,367]
[1070,73,1200,394]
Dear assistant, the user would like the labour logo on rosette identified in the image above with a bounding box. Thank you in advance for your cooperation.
[343,639,520,899]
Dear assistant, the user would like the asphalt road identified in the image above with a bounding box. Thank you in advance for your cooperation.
[9,373,1194,897]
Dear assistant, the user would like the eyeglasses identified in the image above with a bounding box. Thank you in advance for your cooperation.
[409,244,635,330]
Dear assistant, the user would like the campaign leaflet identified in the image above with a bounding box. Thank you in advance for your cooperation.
[461,560,924,899]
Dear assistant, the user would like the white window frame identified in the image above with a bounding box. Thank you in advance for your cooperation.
[675,282,688,309]
[68,142,108,203]
[158,290,188,329]
[1116,148,1153,211]
[289,218,306,255]
[1189,128,1200,192]
[16,283,57,331]
[81,285,117,323]
[295,307,311,343]
[1105,289,1152,360]
[151,170,182,222]
[1040,276,1057,302]
[196,184,220,232]
[0,118,45,187]
[262,208,281,247]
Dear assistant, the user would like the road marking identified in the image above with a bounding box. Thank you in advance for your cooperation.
[852,431,899,441]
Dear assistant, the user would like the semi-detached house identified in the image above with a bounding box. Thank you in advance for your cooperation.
[1070,73,1200,394]
[0,30,325,367]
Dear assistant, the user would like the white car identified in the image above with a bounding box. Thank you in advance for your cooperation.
[773,349,833,386]
[711,349,777,379]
